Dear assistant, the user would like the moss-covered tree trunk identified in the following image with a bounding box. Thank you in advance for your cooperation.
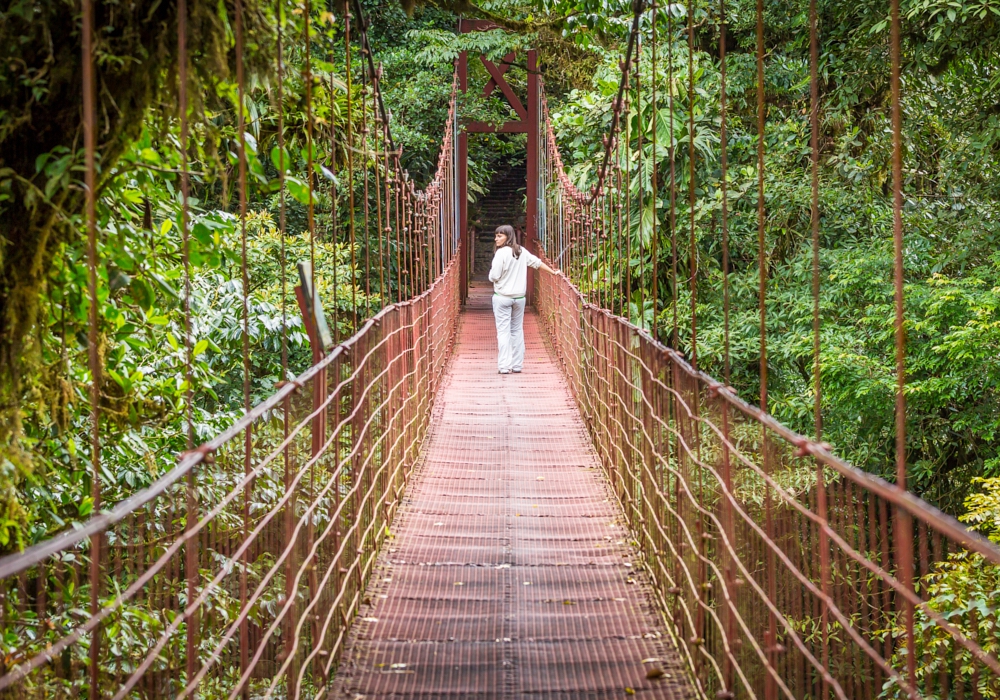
[0,0,267,515]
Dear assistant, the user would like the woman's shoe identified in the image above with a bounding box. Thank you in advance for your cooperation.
[499,369,510,374]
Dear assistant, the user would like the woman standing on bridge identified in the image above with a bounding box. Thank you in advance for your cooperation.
[488,225,558,374]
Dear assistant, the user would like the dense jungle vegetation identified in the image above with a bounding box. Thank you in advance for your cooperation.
[549,0,1000,518]
[5,0,994,540]
[0,0,521,549]
[0,0,998,544]
[1,0,999,692]
[0,0,1000,547]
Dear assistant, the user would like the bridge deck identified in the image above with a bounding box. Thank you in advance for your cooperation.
[333,281,691,698]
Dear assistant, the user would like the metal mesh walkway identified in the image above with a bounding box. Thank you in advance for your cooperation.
[331,280,692,698]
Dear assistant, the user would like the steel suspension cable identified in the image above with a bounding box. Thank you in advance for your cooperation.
[81,0,103,693]
[597,152,602,306]
[350,0,396,154]
[625,79,633,319]
[613,106,621,315]
[234,1,252,689]
[754,0,779,695]
[719,0,730,389]
[807,4,832,697]
[650,4,659,340]
[301,9,321,682]
[304,0,317,305]
[404,175,413,298]
[636,37,645,326]
[374,93,386,302]
[608,179,613,308]
[613,135,622,314]
[586,0,644,205]
[345,0,358,329]
[329,71,340,342]
[393,125,402,302]
[687,0,697,369]
[686,0,708,672]
[716,1,735,693]
[809,5,822,444]
[889,0,917,686]
[361,61,372,316]
[277,0,287,390]
[177,6,192,691]
[668,3,678,348]
[756,0,767,418]
[275,1,296,689]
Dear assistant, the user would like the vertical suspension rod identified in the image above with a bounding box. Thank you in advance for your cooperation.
[81,0,103,695]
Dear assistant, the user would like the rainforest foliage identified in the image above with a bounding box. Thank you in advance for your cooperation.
[548,0,1000,517]
[0,0,998,568]
[0,0,999,692]
[0,0,507,547]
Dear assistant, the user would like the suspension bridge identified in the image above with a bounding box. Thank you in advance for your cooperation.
[1,0,999,698]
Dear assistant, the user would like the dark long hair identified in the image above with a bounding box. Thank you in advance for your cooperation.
[494,224,521,259]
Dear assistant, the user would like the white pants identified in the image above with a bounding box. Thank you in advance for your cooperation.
[492,294,526,372]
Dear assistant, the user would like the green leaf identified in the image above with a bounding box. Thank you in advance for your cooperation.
[149,272,179,300]
[106,368,130,393]
[131,277,155,311]
[271,146,291,173]
[78,497,94,518]
[286,176,316,205]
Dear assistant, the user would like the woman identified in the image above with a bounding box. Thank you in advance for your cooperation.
[487,225,558,374]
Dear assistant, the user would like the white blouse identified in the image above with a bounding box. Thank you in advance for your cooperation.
[488,246,541,297]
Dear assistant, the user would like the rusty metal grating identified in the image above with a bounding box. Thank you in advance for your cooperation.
[330,281,693,698]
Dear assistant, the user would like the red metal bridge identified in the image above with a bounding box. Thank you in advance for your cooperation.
[1,1,998,698]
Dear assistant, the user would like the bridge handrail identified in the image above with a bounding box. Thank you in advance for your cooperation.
[541,263,1000,568]
[579,296,1000,567]
[533,244,1000,698]
[0,263,454,584]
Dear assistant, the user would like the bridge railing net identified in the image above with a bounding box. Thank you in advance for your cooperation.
[0,97,461,700]
[0,265,459,699]
[535,258,1000,699]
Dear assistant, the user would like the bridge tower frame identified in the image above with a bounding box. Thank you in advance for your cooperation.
[457,20,539,304]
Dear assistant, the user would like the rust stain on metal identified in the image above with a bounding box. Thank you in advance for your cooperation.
[332,281,693,698]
